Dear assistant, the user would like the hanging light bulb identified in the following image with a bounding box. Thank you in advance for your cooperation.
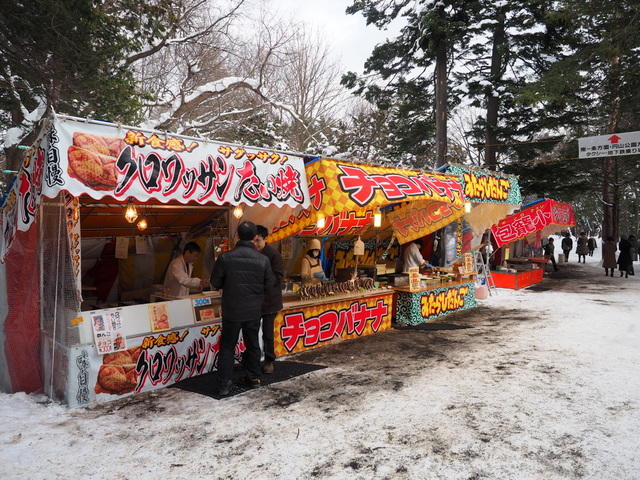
[136,218,148,231]
[124,201,138,223]
[232,205,244,219]
[316,215,326,229]
[373,209,382,228]
[464,202,472,213]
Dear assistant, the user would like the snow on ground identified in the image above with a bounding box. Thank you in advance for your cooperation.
[1,256,639,480]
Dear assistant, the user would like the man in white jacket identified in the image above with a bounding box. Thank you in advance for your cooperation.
[163,242,209,298]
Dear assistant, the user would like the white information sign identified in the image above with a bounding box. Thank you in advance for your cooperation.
[578,131,640,159]
[91,308,127,355]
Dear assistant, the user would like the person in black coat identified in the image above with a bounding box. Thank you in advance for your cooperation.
[253,225,284,374]
[212,221,275,395]
[561,233,573,262]
[617,235,632,279]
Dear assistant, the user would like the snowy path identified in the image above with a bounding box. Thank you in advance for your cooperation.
[1,258,639,480]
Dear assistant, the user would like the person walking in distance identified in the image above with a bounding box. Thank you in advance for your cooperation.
[543,237,558,272]
[628,234,638,276]
[587,236,597,257]
[212,221,274,396]
[561,232,573,262]
[602,236,617,277]
[253,225,284,375]
[576,232,589,264]
[617,235,632,279]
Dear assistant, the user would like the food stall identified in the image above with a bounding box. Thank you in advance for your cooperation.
[489,199,575,289]
[251,157,474,332]
[0,114,310,406]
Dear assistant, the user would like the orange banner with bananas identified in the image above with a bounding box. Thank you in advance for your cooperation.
[273,293,394,356]
[269,158,464,241]
[387,200,465,244]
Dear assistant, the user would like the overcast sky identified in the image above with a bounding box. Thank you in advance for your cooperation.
[267,0,402,75]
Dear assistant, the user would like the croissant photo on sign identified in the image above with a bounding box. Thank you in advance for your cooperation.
[67,132,124,191]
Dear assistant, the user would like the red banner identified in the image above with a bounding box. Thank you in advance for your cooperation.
[490,199,575,247]
[273,293,394,356]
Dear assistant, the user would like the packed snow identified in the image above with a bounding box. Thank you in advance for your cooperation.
[1,248,639,479]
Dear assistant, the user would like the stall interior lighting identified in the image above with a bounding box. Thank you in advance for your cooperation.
[232,205,244,219]
[316,216,326,229]
[124,202,138,223]
[464,202,472,213]
[373,210,382,228]
[136,218,148,231]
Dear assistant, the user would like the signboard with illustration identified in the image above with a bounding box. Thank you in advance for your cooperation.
[69,323,245,407]
[0,114,310,261]
[446,165,521,205]
[273,293,394,356]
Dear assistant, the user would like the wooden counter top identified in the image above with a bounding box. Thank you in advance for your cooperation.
[394,278,475,294]
[281,288,394,310]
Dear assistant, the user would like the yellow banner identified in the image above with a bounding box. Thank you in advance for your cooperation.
[273,293,394,356]
[269,159,464,241]
[386,200,465,244]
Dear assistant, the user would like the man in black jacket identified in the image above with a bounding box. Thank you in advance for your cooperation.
[212,221,274,395]
[561,233,573,262]
[253,225,284,374]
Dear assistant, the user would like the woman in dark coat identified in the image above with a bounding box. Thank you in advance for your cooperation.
[602,236,617,277]
[576,232,589,263]
[617,235,632,278]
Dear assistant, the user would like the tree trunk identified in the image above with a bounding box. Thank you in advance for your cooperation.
[484,13,506,171]
[434,40,448,167]
[603,55,621,240]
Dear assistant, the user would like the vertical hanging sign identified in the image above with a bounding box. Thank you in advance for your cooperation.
[65,193,82,299]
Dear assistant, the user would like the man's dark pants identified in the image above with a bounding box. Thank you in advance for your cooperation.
[217,318,261,385]
[261,313,277,362]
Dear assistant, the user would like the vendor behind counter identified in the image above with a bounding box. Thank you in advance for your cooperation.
[301,238,326,284]
[163,242,210,298]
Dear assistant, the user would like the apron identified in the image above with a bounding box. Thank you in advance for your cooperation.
[303,256,324,284]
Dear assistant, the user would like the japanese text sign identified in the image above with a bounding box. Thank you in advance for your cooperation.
[578,131,640,159]
[269,159,464,241]
[446,165,521,204]
[387,200,464,244]
[1,115,310,261]
[490,199,575,247]
[395,282,477,326]
[274,293,394,356]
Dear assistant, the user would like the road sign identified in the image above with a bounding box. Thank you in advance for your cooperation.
[578,131,640,159]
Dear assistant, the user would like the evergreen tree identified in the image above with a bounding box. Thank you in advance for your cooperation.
[343,0,479,168]
[0,0,181,168]
[508,0,640,238]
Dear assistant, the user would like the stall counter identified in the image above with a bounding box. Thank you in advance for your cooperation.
[273,288,395,357]
[491,268,543,289]
[394,280,477,326]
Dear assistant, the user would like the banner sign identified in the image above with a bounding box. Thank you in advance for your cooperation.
[0,126,50,262]
[269,159,464,241]
[578,131,640,159]
[69,322,245,407]
[273,293,394,356]
[395,282,476,326]
[446,165,521,204]
[299,210,373,236]
[387,200,464,244]
[1,115,310,261]
[490,199,575,247]
[64,193,82,298]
